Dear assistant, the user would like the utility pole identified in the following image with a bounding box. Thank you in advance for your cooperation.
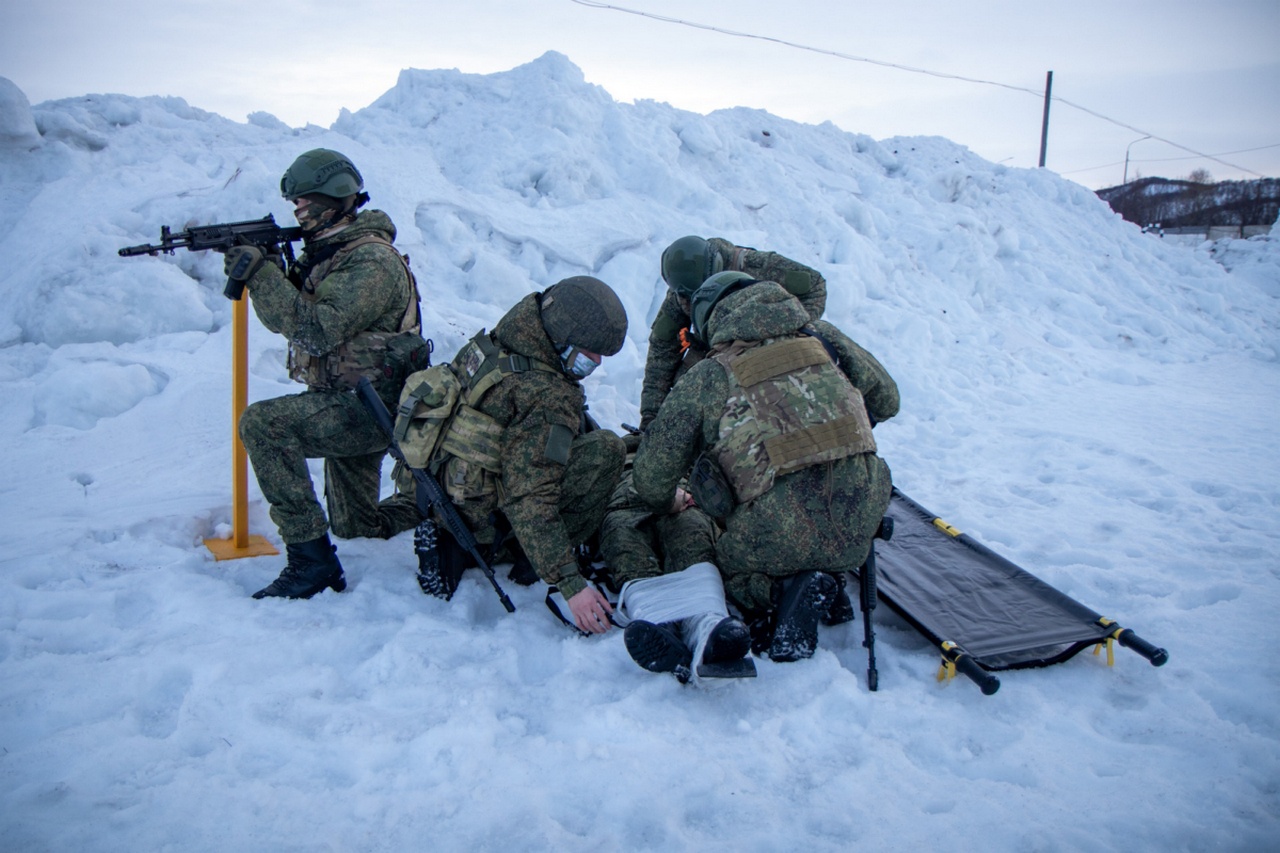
[1124,135,1152,184]
[1038,71,1053,168]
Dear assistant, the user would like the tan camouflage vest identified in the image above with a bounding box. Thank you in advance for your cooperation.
[288,234,422,390]
[392,330,561,502]
[710,333,876,506]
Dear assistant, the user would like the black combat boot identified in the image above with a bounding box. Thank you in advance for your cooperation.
[624,620,694,683]
[414,518,466,599]
[746,610,776,656]
[822,572,856,626]
[506,551,540,587]
[252,534,346,600]
[701,616,752,665]
[693,615,757,679]
[768,571,838,662]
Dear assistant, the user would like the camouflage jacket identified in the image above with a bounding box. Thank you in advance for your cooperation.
[638,237,828,428]
[632,282,898,573]
[450,293,592,598]
[245,209,417,403]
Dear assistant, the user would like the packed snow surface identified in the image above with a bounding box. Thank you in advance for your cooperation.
[0,53,1277,852]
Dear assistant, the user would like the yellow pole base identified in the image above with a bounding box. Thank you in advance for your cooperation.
[206,295,279,563]
[204,534,279,561]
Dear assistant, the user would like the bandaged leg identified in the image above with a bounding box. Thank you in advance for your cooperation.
[617,562,752,680]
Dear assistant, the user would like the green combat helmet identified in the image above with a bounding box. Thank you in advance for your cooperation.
[660,235,724,298]
[541,276,628,376]
[690,271,756,342]
[280,149,364,201]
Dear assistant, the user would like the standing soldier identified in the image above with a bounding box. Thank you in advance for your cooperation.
[229,148,425,600]
[632,272,899,662]
[639,235,827,431]
[412,277,628,635]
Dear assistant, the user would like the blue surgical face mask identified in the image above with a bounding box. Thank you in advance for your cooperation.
[560,344,600,379]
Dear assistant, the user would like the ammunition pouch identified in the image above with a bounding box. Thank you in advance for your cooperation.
[393,363,462,469]
[391,329,561,504]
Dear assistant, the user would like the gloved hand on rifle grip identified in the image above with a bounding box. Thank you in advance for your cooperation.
[224,245,266,282]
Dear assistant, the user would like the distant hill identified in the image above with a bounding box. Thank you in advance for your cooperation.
[1097,177,1279,232]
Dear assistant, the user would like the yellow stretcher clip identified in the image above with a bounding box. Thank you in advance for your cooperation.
[938,641,959,682]
[1092,637,1116,666]
[1093,618,1120,666]
[932,518,962,537]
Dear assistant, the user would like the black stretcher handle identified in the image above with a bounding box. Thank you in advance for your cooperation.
[1115,629,1169,667]
[951,651,1001,695]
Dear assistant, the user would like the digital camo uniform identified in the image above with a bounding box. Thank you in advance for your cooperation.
[599,464,717,587]
[631,281,899,624]
[239,207,423,548]
[639,237,828,430]
[430,291,625,602]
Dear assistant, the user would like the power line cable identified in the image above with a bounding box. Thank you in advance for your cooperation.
[1064,143,1280,176]
[570,0,1265,178]
[570,0,1043,96]
[1060,161,1127,176]
[1130,142,1280,164]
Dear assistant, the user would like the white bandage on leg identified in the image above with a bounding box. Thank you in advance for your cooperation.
[682,611,726,674]
[616,562,727,626]
[617,562,731,676]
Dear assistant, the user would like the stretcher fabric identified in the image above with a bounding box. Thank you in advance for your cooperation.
[874,489,1113,670]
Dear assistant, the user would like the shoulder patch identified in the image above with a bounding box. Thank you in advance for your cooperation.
[783,269,813,296]
[650,310,683,342]
[544,422,574,466]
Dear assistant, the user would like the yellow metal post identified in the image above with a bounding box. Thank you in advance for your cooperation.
[204,296,278,560]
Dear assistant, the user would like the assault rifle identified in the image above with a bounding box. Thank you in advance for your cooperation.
[355,377,516,613]
[858,516,894,692]
[118,215,304,301]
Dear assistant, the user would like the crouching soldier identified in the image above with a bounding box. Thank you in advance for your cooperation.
[640,235,828,431]
[632,271,899,663]
[234,148,426,601]
[413,277,628,634]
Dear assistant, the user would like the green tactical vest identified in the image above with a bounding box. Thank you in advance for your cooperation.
[288,233,423,390]
[709,334,876,506]
[392,329,560,502]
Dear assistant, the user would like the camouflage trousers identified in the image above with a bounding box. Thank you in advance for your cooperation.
[716,454,893,616]
[239,389,421,545]
[599,469,718,586]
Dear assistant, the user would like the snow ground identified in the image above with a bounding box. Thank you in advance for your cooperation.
[0,53,1277,852]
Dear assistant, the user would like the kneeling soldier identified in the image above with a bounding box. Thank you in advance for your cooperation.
[413,277,628,634]
[632,272,899,662]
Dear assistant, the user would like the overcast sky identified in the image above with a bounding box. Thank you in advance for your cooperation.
[3,0,1277,189]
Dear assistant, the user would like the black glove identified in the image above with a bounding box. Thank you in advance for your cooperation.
[224,245,265,281]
